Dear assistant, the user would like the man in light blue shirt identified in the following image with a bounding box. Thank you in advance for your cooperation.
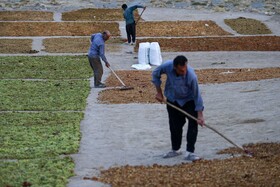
[88,30,111,88]
[152,55,205,161]
[122,3,146,45]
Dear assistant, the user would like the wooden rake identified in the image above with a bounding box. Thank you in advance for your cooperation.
[109,66,134,91]
[165,100,253,156]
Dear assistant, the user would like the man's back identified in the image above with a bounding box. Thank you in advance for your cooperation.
[123,5,143,25]
[88,33,104,57]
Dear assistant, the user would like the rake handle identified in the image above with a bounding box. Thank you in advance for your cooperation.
[135,8,145,25]
[165,101,245,151]
[109,66,126,87]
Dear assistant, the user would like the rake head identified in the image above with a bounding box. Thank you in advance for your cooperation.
[244,149,254,157]
[120,86,134,91]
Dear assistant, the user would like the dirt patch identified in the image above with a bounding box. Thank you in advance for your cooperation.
[196,68,280,83]
[0,39,34,54]
[217,142,280,156]
[62,8,141,21]
[136,36,280,52]
[84,142,280,187]
[62,8,123,21]
[136,21,232,37]
[0,8,142,21]
[43,38,89,53]
[225,17,272,35]
[43,37,123,53]
[0,11,53,21]
[2,36,279,54]
[99,68,280,104]
[0,22,120,36]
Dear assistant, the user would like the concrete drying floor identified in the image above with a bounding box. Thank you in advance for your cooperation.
[1,4,279,186]
[67,8,280,187]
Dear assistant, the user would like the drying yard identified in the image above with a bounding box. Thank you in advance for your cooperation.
[0,1,280,186]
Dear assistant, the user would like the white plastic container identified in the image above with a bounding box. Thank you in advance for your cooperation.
[138,42,150,65]
[149,42,162,66]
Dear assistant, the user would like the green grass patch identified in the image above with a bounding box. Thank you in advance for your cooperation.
[0,56,92,79]
[0,79,90,111]
[0,55,91,186]
[224,17,272,35]
[0,112,83,159]
[0,157,74,187]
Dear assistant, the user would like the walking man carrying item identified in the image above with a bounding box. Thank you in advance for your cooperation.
[152,55,205,161]
[122,3,146,45]
[88,30,111,88]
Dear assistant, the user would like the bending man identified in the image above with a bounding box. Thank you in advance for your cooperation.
[152,55,205,161]
[88,30,111,88]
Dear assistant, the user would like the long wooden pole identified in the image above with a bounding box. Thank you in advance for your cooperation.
[165,101,246,152]
[135,8,145,25]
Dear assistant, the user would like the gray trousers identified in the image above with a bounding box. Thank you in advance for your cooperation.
[88,56,103,86]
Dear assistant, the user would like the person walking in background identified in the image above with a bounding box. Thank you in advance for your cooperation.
[152,55,205,161]
[88,30,111,88]
[122,3,146,45]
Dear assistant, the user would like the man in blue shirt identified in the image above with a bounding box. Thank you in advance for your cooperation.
[122,3,146,45]
[152,55,205,161]
[88,30,111,88]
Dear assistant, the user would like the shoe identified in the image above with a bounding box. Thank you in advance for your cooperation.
[131,42,135,45]
[94,83,106,88]
[184,153,201,161]
[163,150,182,158]
[124,42,130,45]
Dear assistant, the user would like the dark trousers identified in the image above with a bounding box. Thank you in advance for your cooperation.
[166,100,198,153]
[126,22,136,43]
[88,56,103,86]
